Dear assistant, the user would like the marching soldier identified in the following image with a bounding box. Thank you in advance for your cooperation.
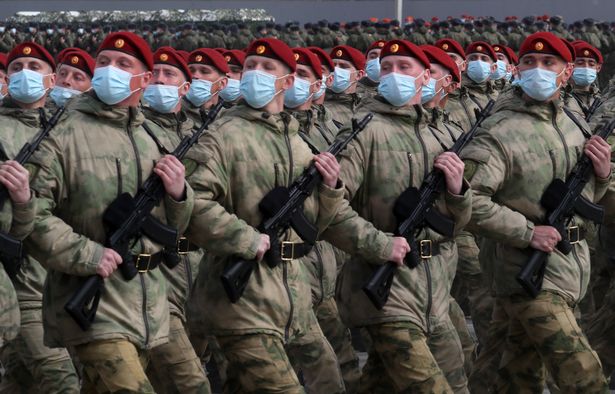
[357,40,385,99]
[326,45,366,126]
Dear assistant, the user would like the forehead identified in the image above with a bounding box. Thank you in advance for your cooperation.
[381,55,425,68]
[367,48,382,57]
[154,63,181,74]
[333,59,355,69]
[97,50,140,64]
[575,57,597,62]
[58,64,90,79]
[245,55,286,68]
[430,63,450,76]
[9,56,51,70]
[296,63,316,78]
[520,53,565,63]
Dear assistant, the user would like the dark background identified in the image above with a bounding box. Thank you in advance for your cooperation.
[0,0,610,23]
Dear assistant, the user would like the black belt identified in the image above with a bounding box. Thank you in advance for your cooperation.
[280,241,312,261]
[565,226,587,244]
[418,239,442,259]
[177,237,200,255]
[132,251,164,273]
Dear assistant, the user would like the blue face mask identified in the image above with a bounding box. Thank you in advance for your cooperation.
[467,60,492,83]
[313,75,327,100]
[143,84,182,113]
[49,86,82,106]
[519,67,563,101]
[421,77,445,104]
[92,66,142,105]
[491,60,508,80]
[572,67,597,87]
[505,71,513,82]
[331,67,354,93]
[185,79,215,107]
[365,58,381,82]
[240,70,286,109]
[8,69,50,104]
[284,77,314,108]
[378,72,420,107]
[219,78,241,102]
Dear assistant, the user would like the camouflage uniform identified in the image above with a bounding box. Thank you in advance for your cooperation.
[0,100,79,394]
[26,92,194,393]
[325,91,361,127]
[445,86,482,133]
[184,104,395,393]
[336,96,472,394]
[462,87,609,392]
[141,107,211,394]
[356,77,379,100]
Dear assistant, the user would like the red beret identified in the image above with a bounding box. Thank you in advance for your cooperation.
[560,39,576,61]
[97,31,153,71]
[213,48,226,54]
[292,47,322,79]
[420,45,461,82]
[154,47,191,81]
[55,47,73,64]
[572,40,603,63]
[175,50,190,63]
[330,45,366,71]
[308,46,334,72]
[188,48,230,74]
[246,38,296,72]
[519,32,572,63]
[366,40,387,55]
[493,44,518,64]
[0,53,7,70]
[435,38,466,60]
[223,49,246,67]
[60,49,95,78]
[379,40,430,69]
[8,42,55,69]
[466,41,497,61]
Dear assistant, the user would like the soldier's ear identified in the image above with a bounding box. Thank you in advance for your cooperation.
[490,62,497,73]
[140,71,153,88]
[356,69,366,80]
[596,64,602,73]
[281,74,295,91]
[326,73,334,87]
[312,78,322,94]
[45,73,56,89]
[216,77,229,93]
[178,81,190,97]
[421,68,431,85]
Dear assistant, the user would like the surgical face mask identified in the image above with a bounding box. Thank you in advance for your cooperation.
[572,67,597,87]
[505,71,513,82]
[378,72,421,107]
[185,79,215,107]
[240,70,286,108]
[219,78,240,102]
[491,60,508,80]
[421,76,445,104]
[8,69,50,104]
[331,67,355,93]
[49,86,81,106]
[313,75,327,100]
[365,58,381,82]
[519,67,563,101]
[467,60,492,83]
[92,66,143,105]
[143,84,182,113]
[284,77,314,108]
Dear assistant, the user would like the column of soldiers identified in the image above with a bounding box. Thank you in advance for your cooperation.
[0,13,614,394]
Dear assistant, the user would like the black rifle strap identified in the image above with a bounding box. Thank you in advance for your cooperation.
[38,108,48,130]
[142,122,171,155]
[563,106,592,139]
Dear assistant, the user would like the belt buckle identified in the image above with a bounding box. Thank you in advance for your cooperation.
[280,241,295,261]
[419,240,432,259]
[177,236,190,255]
[135,254,152,273]
[567,226,580,245]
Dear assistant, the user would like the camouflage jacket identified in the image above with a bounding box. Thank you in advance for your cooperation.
[313,103,340,138]
[27,92,194,349]
[462,87,610,301]
[0,99,40,346]
[181,97,209,128]
[143,107,204,323]
[336,96,472,331]
[357,77,379,100]
[185,104,393,341]
[445,86,482,133]
[325,91,361,127]
[462,74,498,109]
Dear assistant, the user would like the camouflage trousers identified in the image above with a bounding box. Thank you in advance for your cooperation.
[433,304,470,393]
[458,271,493,348]
[0,307,79,394]
[494,291,608,393]
[75,338,155,394]
[359,321,453,394]
[584,278,615,379]
[314,297,361,393]
[147,314,211,394]
[448,296,476,377]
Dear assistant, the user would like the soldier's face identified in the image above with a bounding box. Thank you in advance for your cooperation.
[366,49,381,61]
[244,55,294,92]
[295,64,322,95]
[468,53,497,73]
[574,57,601,72]
[228,64,242,81]
[56,64,91,92]
[189,64,228,94]
[380,55,430,85]
[496,53,513,73]
[333,59,365,83]
[519,53,573,84]
[96,50,152,91]
[8,57,55,90]
[447,53,466,72]
[152,64,190,97]
[429,63,453,93]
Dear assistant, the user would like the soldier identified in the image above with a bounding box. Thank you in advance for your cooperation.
[464,41,498,107]
[491,44,517,92]
[181,48,228,127]
[462,32,610,392]
[326,45,365,127]
[141,46,210,394]
[569,41,603,116]
[219,49,245,106]
[357,40,385,99]
[550,16,574,41]
[26,31,194,393]
[183,37,409,393]
[284,47,361,393]
[450,18,471,48]
[0,42,80,394]
[308,46,340,135]
[407,19,430,45]
[48,48,94,108]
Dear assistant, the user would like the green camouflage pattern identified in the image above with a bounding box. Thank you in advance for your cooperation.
[462,87,610,300]
[324,91,361,126]
[26,91,194,349]
[356,78,379,100]
[427,315,469,394]
[444,86,482,133]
